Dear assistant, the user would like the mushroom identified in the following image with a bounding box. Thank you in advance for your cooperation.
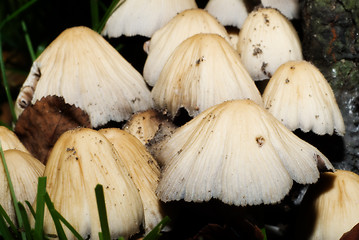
[237,7,303,80]
[102,0,198,38]
[0,126,29,153]
[40,128,144,239]
[261,0,300,19]
[151,33,263,118]
[262,60,345,136]
[295,170,359,240]
[205,0,248,29]
[0,149,44,223]
[156,99,333,206]
[143,9,233,87]
[98,128,166,233]
[15,26,153,128]
[123,109,176,146]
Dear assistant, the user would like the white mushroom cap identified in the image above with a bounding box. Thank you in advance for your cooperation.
[99,128,165,233]
[237,7,303,80]
[15,26,153,128]
[205,0,248,29]
[151,33,263,118]
[102,0,198,38]
[261,0,300,19]
[0,150,44,223]
[143,9,233,87]
[262,60,345,136]
[123,109,176,145]
[41,128,144,239]
[156,100,333,206]
[0,126,29,153]
[296,170,359,240]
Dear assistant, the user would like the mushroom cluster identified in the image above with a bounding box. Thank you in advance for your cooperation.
[4,1,350,239]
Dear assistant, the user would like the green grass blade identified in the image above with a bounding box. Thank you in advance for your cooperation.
[21,20,36,61]
[25,201,36,218]
[95,0,125,33]
[18,202,33,240]
[0,204,18,234]
[0,34,17,125]
[54,208,84,240]
[261,227,267,240]
[0,213,15,240]
[98,232,104,240]
[44,193,66,240]
[95,184,111,240]
[90,0,100,30]
[0,121,11,130]
[143,216,171,240]
[0,140,25,240]
[0,0,38,30]
[33,177,47,240]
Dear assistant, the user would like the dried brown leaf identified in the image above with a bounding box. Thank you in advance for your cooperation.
[14,96,91,164]
[341,223,359,240]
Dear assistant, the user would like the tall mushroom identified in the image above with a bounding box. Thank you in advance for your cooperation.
[237,7,303,80]
[156,100,333,206]
[262,60,345,136]
[295,170,359,240]
[205,0,248,29]
[151,33,263,118]
[15,26,153,128]
[0,149,44,223]
[261,0,300,19]
[143,9,232,87]
[99,128,166,233]
[40,128,144,239]
[0,126,29,153]
[102,0,198,38]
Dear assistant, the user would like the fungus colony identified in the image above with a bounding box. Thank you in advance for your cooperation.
[1,0,355,239]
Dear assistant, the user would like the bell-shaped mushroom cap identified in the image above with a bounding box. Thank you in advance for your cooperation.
[99,128,165,233]
[143,9,232,87]
[41,128,144,239]
[15,26,153,128]
[0,149,44,223]
[123,109,176,145]
[102,0,198,38]
[262,60,345,136]
[296,170,359,240]
[205,0,248,29]
[156,100,333,206]
[0,126,29,153]
[237,7,303,80]
[261,0,299,19]
[151,33,263,118]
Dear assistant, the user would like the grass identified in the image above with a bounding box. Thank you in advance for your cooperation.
[0,0,170,239]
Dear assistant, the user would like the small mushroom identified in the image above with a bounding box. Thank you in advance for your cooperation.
[0,126,29,153]
[0,149,44,223]
[143,9,233,87]
[261,0,300,19]
[151,33,263,118]
[102,0,198,38]
[15,26,153,128]
[123,109,176,145]
[262,60,345,136]
[237,7,303,80]
[156,99,333,206]
[205,0,248,29]
[295,170,359,240]
[99,128,166,233]
[40,128,144,239]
